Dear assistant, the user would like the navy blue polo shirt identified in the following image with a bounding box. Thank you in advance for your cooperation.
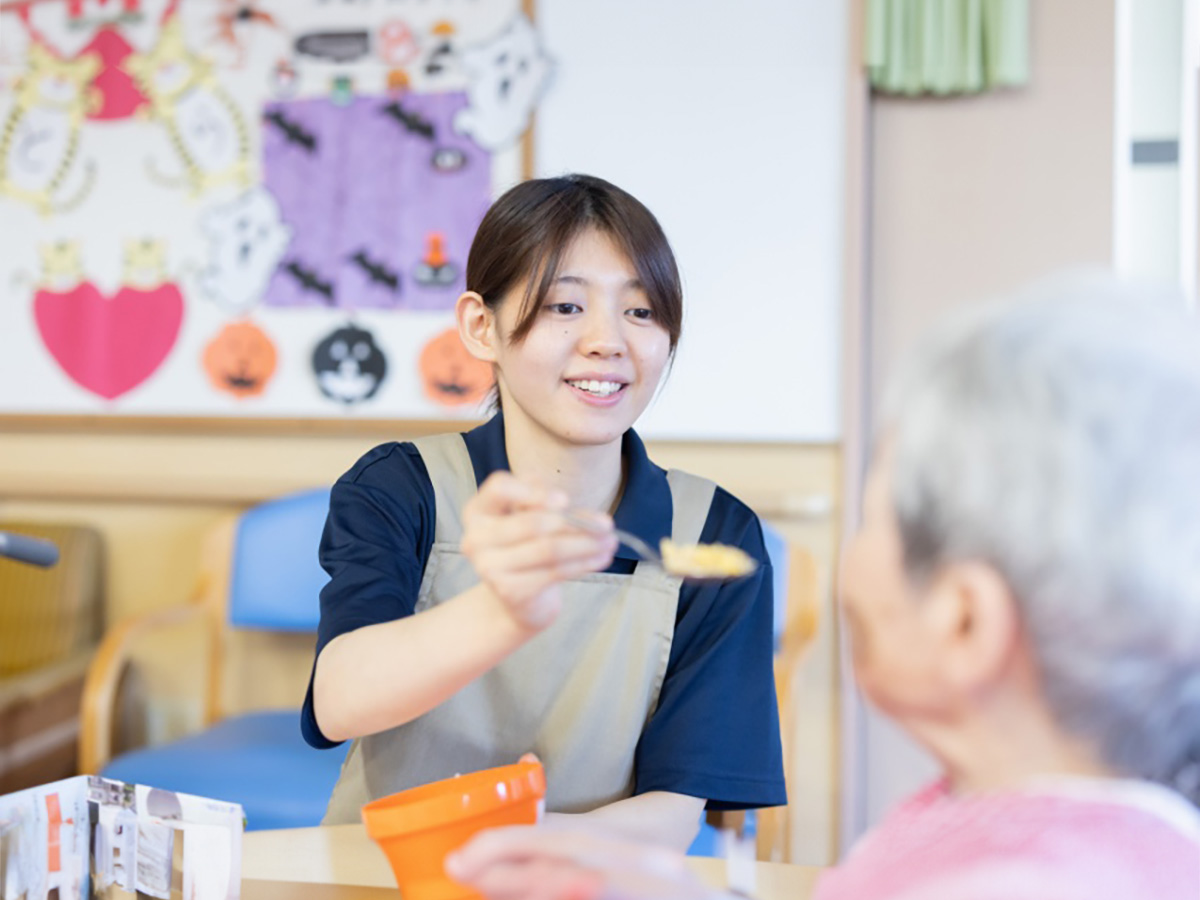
[302,414,786,810]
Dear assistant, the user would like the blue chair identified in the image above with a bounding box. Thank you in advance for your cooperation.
[80,488,349,831]
[687,522,819,861]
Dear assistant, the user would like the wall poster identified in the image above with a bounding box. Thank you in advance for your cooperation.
[0,0,549,424]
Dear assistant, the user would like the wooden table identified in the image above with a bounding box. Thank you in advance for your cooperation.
[242,824,822,899]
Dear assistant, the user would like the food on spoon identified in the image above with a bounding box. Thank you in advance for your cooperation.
[659,539,758,579]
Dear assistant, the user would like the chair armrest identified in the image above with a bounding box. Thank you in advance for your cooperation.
[79,598,210,774]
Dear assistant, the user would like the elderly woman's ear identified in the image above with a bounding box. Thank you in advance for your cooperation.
[923,560,1022,700]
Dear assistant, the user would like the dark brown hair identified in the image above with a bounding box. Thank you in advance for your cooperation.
[466,174,683,353]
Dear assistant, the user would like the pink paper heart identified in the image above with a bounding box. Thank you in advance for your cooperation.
[35,280,184,400]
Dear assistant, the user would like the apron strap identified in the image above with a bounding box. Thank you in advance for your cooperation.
[666,469,717,546]
[411,432,477,543]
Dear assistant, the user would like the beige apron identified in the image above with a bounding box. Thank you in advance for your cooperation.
[324,433,715,823]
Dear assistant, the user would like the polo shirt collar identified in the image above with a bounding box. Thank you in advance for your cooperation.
[463,413,673,561]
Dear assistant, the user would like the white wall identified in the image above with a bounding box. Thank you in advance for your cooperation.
[536,0,848,442]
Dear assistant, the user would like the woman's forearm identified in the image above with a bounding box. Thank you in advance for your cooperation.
[313,583,534,742]
[546,791,707,852]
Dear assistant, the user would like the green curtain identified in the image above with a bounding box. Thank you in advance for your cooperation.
[866,0,1030,95]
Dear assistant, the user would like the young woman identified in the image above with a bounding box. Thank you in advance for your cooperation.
[447,280,1200,899]
[302,175,785,849]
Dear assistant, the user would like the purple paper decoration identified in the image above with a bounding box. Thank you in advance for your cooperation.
[261,92,491,311]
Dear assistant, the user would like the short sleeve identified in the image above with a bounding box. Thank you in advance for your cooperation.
[632,488,786,809]
[300,442,436,748]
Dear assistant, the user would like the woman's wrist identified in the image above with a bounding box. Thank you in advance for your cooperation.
[465,580,554,641]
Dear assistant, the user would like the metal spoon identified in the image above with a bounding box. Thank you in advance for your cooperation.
[561,511,665,565]
[561,511,759,582]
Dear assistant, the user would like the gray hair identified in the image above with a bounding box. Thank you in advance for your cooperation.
[882,272,1200,804]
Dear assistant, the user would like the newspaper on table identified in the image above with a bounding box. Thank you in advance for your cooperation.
[0,775,244,900]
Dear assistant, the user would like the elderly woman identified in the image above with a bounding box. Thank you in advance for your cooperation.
[446,280,1200,900]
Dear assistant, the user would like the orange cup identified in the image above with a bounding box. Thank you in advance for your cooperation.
[362,761,546,900]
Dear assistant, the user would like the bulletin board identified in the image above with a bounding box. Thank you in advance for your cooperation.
[0,0,550,425]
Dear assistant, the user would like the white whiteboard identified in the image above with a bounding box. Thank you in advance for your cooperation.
[536,0,847,441]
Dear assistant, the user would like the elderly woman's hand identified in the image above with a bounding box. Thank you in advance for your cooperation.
[446,826,722,900]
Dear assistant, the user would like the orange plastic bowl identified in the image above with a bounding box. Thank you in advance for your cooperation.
[362,761,546,900]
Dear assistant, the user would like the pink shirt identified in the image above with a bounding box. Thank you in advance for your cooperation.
[814,778,1200,900]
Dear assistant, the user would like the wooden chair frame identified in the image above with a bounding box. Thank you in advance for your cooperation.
[707,542,820,862]
[79,515,239,774]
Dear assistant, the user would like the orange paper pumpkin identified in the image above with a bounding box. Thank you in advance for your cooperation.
[418,327,492,407]
[203,321,278,398]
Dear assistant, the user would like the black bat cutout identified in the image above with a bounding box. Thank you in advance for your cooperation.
[284,260,335,302]
[264,110,317,153]
[380,101,435,141]
[349,249,401,294]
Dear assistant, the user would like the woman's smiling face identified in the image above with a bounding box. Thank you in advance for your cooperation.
[490,227,672,448]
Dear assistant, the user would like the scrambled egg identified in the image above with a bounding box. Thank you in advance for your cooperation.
[659,539,758,580]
